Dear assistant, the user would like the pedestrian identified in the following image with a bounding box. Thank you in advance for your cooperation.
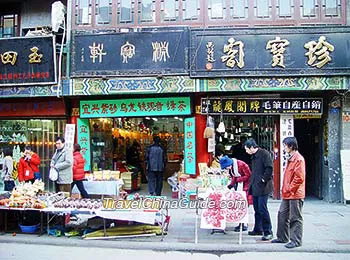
[145,135,166,196]
[1,147,15,192]
[17,146,41,183]
[72,144,89,198]
[50,137,73,194]
[219,153,253,232]
[127,140,147,183]
[245,138,274,241]
[271,137,305,249]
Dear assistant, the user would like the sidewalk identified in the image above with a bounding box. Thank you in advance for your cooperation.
[1,184,350,253]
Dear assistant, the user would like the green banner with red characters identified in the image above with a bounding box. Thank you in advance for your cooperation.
[80,97,191,118]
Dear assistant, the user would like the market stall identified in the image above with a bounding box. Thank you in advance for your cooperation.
[0,180,169,240]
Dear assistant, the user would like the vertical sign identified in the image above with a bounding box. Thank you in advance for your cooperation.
[279,115,294,191]
[340,150,350,201]
[64,124,76,152]
[184,117,196,175]
[77,119,91,171]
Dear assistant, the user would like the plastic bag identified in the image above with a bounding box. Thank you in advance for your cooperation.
[49,167,59,181]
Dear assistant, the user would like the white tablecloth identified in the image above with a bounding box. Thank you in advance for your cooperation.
[72,180,124,196]
[95,209,158,225]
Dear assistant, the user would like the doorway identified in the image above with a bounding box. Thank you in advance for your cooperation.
[294,119,322,198]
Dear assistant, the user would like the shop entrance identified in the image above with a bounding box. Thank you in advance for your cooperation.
[294,118,323,198]
[89,117,184,192]
[214,115,277,162]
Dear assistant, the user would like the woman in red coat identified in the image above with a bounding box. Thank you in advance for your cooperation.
[71,144,89,198]
[18,146,41,183]
[219,154,253,232]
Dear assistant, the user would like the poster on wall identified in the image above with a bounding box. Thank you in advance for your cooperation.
[184,117,196,175]
[77,119,91,171]
[280,115,294,189]
[340,150,350,201]
[64,124,76,153]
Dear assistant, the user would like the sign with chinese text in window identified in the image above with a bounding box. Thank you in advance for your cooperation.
[201,98,323,115]
[191,27,350,77]
[77,118,91,171]
[80,97,191,118]
[184,117,196,175]
[0,36,56,86]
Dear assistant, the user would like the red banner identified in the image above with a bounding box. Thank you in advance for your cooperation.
[0,99,66,117]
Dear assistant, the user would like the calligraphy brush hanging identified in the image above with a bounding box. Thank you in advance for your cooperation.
[217,99,225,133]
[203,99,214,138]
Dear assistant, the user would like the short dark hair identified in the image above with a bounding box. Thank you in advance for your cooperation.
[56,136,65,143]
[153,135,160,144]
[283,137,298,151]
[244,138,258,148]
[24,145,32,151]
[74,143,81,152]
[3,147,13,157]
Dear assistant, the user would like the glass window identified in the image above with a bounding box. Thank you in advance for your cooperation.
[255,0,271,18]
[208,0,225,20]
[0,14,18,38]
[0,119,66,191]
[161,0,179,22]
[301,0,316,17]
[76,0,92,25]
[278,0,293,17]
[96,0,112,25]
[324,0,339,16]
[183,0,200,20]
[231,0,248,19]
[139,0,155,23]
[118,0,134,23]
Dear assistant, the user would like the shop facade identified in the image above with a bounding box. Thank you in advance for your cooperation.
[0,35,69,191]
[68,26,350,202]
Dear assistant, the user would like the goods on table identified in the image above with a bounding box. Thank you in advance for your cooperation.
[52,198,103,210]
[0,180,46,209]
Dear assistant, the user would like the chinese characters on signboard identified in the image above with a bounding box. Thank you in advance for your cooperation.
[77,119,91,171]
[0,36,56,86]
[73,30,189,76]
[201,98,323,115]
[184,117,196,175]
[80,97,191,118]
[191,28,350,77]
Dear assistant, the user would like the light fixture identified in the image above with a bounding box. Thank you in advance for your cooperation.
[152,118,158,121]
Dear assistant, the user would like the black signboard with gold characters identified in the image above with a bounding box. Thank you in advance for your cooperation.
[191,27,350,77]
[0,36,56,86]
[201,98,323,115]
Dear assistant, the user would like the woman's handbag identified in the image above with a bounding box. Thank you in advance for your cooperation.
[49,167,59,181]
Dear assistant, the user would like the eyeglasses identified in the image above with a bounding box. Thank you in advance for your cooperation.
[55,142,62,145]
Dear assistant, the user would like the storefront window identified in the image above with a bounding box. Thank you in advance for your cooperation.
[0,119,66,191]
[0,14,18,38]
[89,117,184,176]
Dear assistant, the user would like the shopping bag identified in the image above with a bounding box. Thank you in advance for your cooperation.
[236,182,244,191]
[49,167,59,181]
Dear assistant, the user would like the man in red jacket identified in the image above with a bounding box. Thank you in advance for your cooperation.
[271,137,305,249]
[72,144,89,198]
[18,146,41,183]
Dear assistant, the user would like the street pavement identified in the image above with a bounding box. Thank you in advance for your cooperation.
[1,183,350,254]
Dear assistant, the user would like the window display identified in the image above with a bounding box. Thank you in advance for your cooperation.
[0,119,66,191]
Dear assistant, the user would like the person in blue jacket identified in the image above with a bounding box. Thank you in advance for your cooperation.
[145,135,167,196]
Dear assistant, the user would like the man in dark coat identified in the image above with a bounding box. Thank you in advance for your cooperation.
[145,136,166,196]
[245,138,274,241]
